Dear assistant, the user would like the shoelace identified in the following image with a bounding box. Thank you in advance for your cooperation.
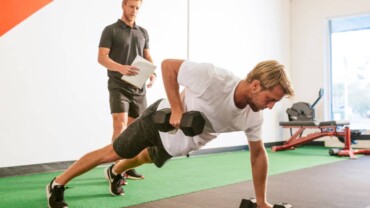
[115,174,123,186]
[53,186,72,202]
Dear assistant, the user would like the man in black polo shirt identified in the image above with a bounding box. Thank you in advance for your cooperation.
[97,0,156,181]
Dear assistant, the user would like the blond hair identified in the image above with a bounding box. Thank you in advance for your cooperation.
[246,60,294,97]
[123,0,142,4]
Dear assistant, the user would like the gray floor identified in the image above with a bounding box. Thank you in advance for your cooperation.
[128,156,370,208]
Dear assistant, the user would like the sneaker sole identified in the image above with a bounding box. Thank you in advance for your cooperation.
[125,175,144,180]
[45,184,52,208]
[104,167,124,196]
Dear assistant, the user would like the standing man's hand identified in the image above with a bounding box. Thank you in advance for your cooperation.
[143,48,155,88]
[118,65,140,76]
[98,47,140,77]
[146,73,156,88]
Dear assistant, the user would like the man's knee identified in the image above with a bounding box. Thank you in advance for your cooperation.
[112,113,129,139]
[112,113,128,126]
[138,149,153,164]
[100,144,122,163]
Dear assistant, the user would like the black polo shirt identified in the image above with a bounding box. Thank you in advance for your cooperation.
[99,19,150,89]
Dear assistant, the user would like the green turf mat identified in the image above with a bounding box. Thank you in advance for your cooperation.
[0,146,349,208]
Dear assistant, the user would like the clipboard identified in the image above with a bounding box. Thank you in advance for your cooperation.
[121,55,156,88]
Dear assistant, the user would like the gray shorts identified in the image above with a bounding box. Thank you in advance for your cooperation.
[112,99,172,168]
[108,78,147,117]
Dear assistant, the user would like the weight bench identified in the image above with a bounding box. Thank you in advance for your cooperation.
[271,120,370,159]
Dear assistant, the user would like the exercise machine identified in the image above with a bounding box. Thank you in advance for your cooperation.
[271,89,370,158]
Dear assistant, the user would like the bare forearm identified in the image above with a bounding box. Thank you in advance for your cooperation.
[98,55,122,73]
[250,146,269,205]
[97,48,138,76]
[143,50,153,63]
[161,59,183,113]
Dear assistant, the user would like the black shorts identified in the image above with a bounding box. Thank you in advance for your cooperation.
[108,78,147,117]
[112,99,172,168]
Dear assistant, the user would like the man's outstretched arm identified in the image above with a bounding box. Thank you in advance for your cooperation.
[248,140,272,208]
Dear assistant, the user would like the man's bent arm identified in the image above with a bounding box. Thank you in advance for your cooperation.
[248,140,270,207]
[97,47,138,76]
[143,48,153,63]
[161,59,185,128]
[98,47,122,72]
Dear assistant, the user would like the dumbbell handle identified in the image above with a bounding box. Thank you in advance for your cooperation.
[152,108,205,136]
[151,108,175,132]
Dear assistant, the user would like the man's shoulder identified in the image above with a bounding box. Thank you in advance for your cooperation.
[135,24,149,34]
[104,20,121,29]
[101,21,125,36]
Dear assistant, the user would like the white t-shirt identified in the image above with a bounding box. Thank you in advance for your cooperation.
[157,61,263,156]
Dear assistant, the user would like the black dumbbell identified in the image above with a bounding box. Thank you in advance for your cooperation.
[239,198,257,208]
[273,203,293,208]
[240,198,293,208]
[151,108,205,136]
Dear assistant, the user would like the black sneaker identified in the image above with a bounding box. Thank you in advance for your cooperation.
[46,178,68,208]
[104,164,124,196]
[121,173,128,185]
[125,169,144,180]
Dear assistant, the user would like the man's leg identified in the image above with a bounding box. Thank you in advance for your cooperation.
[103,149,155,196]
[46,144,121,208]
[112,112,144,180]
[56,144,120,185]
[124,113,145,180]
[113,148,153,174]
[112,112,129,141]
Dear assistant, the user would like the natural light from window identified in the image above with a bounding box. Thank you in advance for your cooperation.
[331,29,370,129]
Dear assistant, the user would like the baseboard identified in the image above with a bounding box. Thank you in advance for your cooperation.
[0,161,76,178]
[0,141,308,178]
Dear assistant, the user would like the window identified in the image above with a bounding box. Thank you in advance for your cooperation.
[330,15,370,130]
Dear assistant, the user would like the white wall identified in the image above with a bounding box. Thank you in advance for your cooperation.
[291,0,370,121]
[188,0,291,148]
[0,1,121,167]
[0,0,291,168]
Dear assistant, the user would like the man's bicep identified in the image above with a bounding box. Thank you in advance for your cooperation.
[177,62,211,96]
[162,59,184,74]
[98,47,111,65]
[98,47,110,56]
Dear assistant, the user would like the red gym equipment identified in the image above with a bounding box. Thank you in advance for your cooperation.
[271,89,370,158]
[272,120,370,159]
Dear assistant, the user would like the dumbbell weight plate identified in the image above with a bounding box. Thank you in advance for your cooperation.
[239,198,257,208]
[180,111,205,136]
[273,203,293,208]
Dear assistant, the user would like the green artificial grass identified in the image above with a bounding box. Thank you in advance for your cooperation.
[0,146,349,208]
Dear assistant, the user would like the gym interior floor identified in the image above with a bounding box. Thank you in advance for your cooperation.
[128,155,370,208]
[0,146,369,208]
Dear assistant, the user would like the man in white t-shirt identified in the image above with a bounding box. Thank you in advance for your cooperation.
[46,59,294,208]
